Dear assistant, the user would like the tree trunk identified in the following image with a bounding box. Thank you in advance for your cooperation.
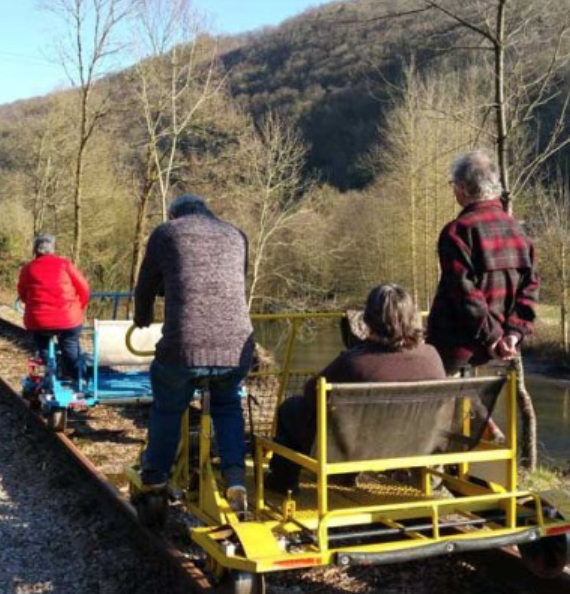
[72,153,84,265]
[514,356,537,470]
[495,0,511,214]
[493,1,536,465]
[127,180,154,317]
[72,89,90,265]
[409,111,418,304]
[561,242,569,356]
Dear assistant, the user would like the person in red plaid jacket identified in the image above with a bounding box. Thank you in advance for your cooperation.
[427,149,539,374]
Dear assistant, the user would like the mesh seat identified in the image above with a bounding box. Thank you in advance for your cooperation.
[324,376,506,463]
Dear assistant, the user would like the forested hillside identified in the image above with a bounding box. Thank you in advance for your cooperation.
[222,0,447,189]
[221,0,570,190]
[0,0,569,341]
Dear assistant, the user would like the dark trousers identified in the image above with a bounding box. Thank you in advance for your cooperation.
[268,396,315,490]
[33,326,83,380]
[141,361,250,487]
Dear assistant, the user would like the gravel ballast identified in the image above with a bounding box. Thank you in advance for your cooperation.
[0,384,188,594]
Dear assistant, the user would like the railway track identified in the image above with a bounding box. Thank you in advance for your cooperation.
[0,380,205,594]
[0,313,208,594]
[0,312,569,594]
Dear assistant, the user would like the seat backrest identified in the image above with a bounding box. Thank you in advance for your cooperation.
[94,320,162,366]
[322,376,506,463]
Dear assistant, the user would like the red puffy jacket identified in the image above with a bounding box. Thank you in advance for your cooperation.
[17,254,90,331]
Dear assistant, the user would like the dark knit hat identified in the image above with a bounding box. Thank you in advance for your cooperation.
[168,194,209,219]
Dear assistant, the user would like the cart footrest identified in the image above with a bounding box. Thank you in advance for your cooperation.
[335,528,540,566]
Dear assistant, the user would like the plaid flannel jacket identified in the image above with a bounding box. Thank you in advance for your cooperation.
[427,199,539,368]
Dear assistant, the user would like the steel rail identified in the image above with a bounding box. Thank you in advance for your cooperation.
[0,367,212,593]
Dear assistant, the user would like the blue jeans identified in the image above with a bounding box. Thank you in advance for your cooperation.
[33,326,83,380]
[141,360,249,486]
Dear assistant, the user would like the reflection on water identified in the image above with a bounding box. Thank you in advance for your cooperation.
[253,319,345,371]
[254,321,570,467]
[527,375,570,466]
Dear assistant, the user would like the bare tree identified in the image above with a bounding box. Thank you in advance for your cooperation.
[415,0,570,470]
[534,181,570,357]
[25,100,75,236]
[363,62,487,307]
[357,0,570,470]
[416,0,570,212]
[127,0,223,290]
[231,113,309,310]
[41,0,134,264]
[127,145,158,299]
[12,101,61,236]
[281,188,350,309]
[352,0,570,209]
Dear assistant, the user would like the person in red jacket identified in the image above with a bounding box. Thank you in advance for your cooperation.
[17,235,90,380]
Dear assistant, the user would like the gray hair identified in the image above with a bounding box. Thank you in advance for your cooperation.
[33,234,56,256]
[167,194,212,219]
[451,149,502,201]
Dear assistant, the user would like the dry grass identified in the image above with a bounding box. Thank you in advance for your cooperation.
[519,465,570,492]
[522,303,570,366]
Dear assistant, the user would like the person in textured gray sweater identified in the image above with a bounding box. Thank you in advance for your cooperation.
[134,194,254,510]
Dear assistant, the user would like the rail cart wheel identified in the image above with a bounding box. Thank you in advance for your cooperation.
[47,409,68,432]
[519,533,570,579]
[226,571,266,594]
[22,385,35,401]
[134,491,168,530]
[22,388,41,411]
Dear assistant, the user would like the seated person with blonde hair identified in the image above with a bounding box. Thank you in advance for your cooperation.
[265,284,446,494]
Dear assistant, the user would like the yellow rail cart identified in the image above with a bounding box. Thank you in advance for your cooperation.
[126,313,570,594]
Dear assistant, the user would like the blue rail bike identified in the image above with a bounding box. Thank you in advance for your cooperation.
[19,293,161,431]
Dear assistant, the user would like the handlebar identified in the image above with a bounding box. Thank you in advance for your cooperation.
[13,298,24,314]
[125,325,156,357]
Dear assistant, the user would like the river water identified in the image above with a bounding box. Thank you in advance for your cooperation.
[526,375,570,466]
[255,321,570,468]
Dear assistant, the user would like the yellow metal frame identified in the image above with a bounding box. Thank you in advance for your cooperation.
[252,372,527,551]
[123,313,570,577]
[126,312,343,525]
[193,365,570,575]
[249,312,346,412]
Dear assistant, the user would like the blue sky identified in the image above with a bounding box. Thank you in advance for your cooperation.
[0,0,332,105]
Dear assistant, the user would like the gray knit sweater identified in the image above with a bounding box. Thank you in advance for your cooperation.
[134,212,254,368]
